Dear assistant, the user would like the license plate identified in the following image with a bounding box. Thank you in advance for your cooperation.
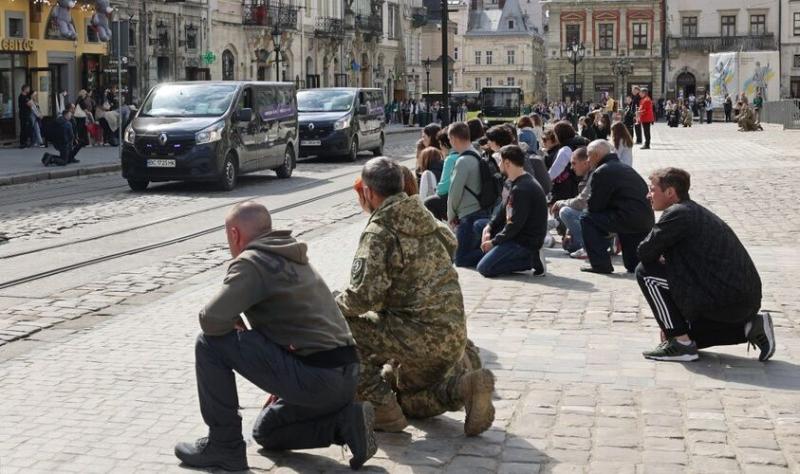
[301,140,322,146]
[147,159,176,168]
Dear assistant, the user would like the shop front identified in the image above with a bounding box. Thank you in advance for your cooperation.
[0,39,32,141]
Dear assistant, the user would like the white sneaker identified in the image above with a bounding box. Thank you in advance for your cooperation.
[570,248,588,259]
[544,234,556,248]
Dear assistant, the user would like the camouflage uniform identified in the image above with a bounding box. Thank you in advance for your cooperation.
[737,106,763,132]
[336,193,480,418]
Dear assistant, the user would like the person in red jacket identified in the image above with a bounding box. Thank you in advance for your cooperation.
[638,88,655,150]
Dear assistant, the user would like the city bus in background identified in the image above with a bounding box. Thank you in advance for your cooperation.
[421,91,481,121]
[480,86,523,125]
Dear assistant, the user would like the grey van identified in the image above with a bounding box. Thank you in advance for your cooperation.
[296,88,385,161]
[121,81,298,191]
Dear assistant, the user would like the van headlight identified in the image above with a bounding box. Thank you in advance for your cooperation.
[196,121,225,144]
[334,116,351,130]
[124,126,135,144]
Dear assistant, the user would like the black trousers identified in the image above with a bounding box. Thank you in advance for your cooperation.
[75,117,89,145]
[642,122,651,147]
[634,123,643,144]
[580,211,648,272]
[724,107,732,122]
[19,115,31,147]
[636,262,750,349]
[195,331,358,449]
[706,111,713,124]
[424,194,447,221]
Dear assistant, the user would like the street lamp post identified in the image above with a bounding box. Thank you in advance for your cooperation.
[271,28,282,81]
[424,58,432,95]
[564,42,586,103]
[611,57,634,107]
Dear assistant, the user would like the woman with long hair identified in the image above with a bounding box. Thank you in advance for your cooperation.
[424,128,458,220]
[610,121,634,167]
[417,147,442,200]
[416,123,443,181]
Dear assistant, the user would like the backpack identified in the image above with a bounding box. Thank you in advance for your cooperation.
[461,150,502,211]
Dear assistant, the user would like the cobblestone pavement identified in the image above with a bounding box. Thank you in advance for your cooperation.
[1,123,800,473]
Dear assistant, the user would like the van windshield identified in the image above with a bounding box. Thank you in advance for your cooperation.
[297,90,355,113]
[139,84,238,117]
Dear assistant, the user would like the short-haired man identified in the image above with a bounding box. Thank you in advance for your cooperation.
[447,122,490,267]
[631,86,643,145]
[550,146,592,257]
[638,88,655,149]
[338,157,496,437]
[477,145,548,277]
[18,84,32,149]
[175,202,375,472]
[637,168,775,361]
[579,139,654,274]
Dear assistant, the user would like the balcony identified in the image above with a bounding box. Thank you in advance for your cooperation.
[242,1,298,30]
[411,6,427,28]
[355,13,382,37]
[669,34,776,54]
[315,17,345,40]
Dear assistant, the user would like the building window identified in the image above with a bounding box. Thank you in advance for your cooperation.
[475,50,481,65]
[721,15,736,37]
[486,50,493,65]
[794,12,800,36]
[794,55,800,68]
[485,77,492,87]
[222,50,235,80]
[475,77,480,90]
[454,47,459,60]
[598,23,614,50]
[507,77,515,86]
[565,24,580,45]
[388,4,400,39]
[157,57,170,82]
[632,23,648,49]
[7,15,24,38]
[681,16,698,37]
[129,23,137,47]
[750,14,766,35]
[186,30,197,50]
[507,49,515,65]
[508,20,514,29]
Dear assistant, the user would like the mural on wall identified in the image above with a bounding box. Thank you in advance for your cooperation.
[708,51,779,107]
[47,0,78,40]
[91,0,114,42]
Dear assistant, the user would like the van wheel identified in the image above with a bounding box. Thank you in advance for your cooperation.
[346,137,359,162]
[371,134,384,156]
[127,179,149,191]
[275,147,294,179]
[218,154,237,191]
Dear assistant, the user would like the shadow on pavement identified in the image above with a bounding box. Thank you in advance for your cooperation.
[257,449,389,473]
[490,272,597,292]
[685,353,800,391]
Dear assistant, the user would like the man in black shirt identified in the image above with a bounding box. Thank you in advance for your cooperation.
[631,86,642,144]
[579,140,654,274]
[18,84,32,148]
[636,167,774,362]
[477,145,548,277]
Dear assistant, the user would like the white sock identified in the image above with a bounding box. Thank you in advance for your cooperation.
[675,338,693,346]
[744,321,753,337]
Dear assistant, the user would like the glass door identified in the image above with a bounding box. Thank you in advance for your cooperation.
[29,67,52,117]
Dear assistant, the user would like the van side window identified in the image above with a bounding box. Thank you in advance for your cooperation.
[255,87,278,120]
[239,88,253,111]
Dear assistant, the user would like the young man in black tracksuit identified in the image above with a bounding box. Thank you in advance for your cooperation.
[636,168,775,362]
[477,145,548,278]
[579,140,654,274]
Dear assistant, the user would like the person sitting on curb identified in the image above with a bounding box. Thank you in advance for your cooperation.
[637,168,775,362]
[338,157,495,437]
[476,145,548,278]
[579,140,654,274]
[550,146,592,258]
[175,202,376,472]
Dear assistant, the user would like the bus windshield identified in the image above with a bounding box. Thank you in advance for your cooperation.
[297,90,355,112]
[139,84,238,117]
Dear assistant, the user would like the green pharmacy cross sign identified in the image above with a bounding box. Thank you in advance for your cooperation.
[202,51,217,65]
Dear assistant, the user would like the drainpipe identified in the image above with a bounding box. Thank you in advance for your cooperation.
[778,0,782,98]
[661,0,667,98]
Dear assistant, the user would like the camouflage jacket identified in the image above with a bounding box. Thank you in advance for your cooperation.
[336,193,466,331]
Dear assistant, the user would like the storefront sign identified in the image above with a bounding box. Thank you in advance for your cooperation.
[0,38,34,52]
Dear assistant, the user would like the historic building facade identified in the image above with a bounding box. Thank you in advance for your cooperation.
[665,0,779,99]
[782,0,800,98]
[463,0,546,102]
[543,0,663,103]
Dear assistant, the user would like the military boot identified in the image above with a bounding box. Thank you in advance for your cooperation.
[174,437,248,472]
[459,369,496,437]
[373,396,409,433]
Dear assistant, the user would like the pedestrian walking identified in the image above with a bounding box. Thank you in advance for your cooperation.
[638,88,655,149]
[17,84,32,148]
[724,94,733,122]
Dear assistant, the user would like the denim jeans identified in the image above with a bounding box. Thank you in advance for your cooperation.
[476,241,533,277]
[580,211,649,272]
[454,210,488,267]
[558,206,585,251]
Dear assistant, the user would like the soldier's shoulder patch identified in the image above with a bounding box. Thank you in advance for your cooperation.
[351,258,366,285]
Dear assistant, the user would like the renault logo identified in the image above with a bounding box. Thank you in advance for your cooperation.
[308,123,315,130]
[158,133,168,145]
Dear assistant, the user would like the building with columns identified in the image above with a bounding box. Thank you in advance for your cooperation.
[543,0,664,103]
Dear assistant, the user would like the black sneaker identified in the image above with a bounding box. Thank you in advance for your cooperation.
[642,338,699,362]
[340,402,377,470]
[174,437,248,471]
[747,312,776,362]
[580,264,613,274]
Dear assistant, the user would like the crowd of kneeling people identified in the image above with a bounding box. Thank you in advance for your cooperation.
[173,115,777,472]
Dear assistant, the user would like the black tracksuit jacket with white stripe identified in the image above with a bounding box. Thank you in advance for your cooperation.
[637,200,762,323]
